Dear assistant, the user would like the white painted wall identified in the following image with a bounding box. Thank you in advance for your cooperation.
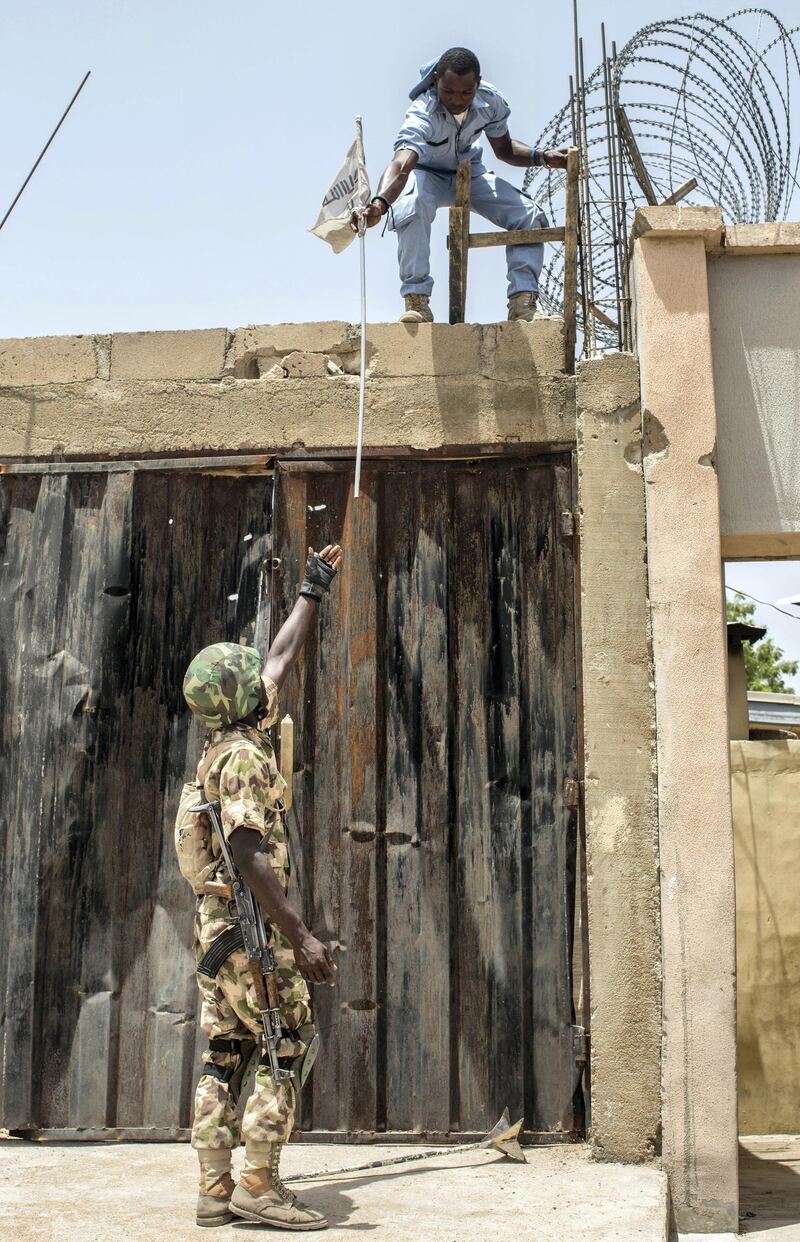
[708,254,800,536]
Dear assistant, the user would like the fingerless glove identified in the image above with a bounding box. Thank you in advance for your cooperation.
[299,552,338,602]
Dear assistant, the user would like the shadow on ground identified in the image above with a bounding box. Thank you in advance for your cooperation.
[740,1138,800,1236]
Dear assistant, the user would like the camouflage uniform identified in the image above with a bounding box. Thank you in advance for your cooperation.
[187,659,313,1154]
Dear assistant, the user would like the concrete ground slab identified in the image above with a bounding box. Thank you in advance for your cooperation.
[0,1140,668,1241]
[676,1137,800,1241]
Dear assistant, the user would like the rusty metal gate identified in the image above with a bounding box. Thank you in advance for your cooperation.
[0,454,585,1141]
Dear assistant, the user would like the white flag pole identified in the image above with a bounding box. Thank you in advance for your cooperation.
[355,229,367,499]
[354,116,368,500]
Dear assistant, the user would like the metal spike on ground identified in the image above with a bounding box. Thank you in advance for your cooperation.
[283,1108,527,1184]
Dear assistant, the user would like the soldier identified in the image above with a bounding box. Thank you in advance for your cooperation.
[181,544,342,1230]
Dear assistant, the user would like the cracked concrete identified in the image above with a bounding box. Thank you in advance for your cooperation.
[0,320,572,458]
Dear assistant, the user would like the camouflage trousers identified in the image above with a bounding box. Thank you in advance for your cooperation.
[192,900,313,1151]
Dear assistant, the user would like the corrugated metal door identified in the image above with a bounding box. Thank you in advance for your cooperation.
[0,466,274,1135]
[275,458,583,1140]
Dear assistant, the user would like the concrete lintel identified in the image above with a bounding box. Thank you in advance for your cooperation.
[721,221,800,256]
[721,531,800,560]
[576,351,662,1165]
[632,205,724,250]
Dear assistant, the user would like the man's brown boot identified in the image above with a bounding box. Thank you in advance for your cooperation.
[231,1141,327,1231]
[399,294,434,323]
[196,1164,235,1228]
[507,291,539,321]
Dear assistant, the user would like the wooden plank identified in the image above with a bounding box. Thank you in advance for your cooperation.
[659,177,697,206]
[383,467,450,1133]
[296,469,353,1131]
[0,476,44,1127]
[8,477,74,1127]
[466,226,566,248]
[336,471,379,1130]
[8,1123,578,1144]
[114,472,185,1126]
[519,463,580,1132]
[448,162,471,325]
[616,106,657,205]
[553,462,583,1128]
[588,303,618,331]
[0,455,273,476]
[273,467,314,1129]
[448,207,466,325]
[563,147,580,375]
[456,160,471,319]
[451,465,529,1131]
[42,473,133,1129]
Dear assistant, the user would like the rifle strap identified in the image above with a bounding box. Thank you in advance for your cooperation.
[209,1037,244,1054]
[201,1062,237,1084]
[197,736,259,787]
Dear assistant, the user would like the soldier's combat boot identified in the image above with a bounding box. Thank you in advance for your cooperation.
[231,1140,327,1230]
[399,294,433,323]
[196,1153,235,1228]
[507,291,539,321]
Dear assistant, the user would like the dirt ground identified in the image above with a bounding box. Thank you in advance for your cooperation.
[0,1137,668,1241]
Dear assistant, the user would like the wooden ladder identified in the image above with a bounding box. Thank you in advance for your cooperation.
[448,146,580,373]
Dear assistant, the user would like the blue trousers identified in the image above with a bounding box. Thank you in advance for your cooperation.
[390,165,549,298]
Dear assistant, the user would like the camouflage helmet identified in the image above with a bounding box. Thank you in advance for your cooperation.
[183,642,263,730]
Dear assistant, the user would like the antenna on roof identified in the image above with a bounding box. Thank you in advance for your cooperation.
[0,70,91,236]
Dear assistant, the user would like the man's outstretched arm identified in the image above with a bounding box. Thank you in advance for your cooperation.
[355,149,419,231]
[488,132,570,169]
[263,543,343,690]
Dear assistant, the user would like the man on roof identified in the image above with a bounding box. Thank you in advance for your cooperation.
[358,47,569,323]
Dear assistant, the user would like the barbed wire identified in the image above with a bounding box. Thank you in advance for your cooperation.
[523,9,800,347]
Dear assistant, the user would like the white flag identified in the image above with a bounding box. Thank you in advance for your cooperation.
[310,118,371,254]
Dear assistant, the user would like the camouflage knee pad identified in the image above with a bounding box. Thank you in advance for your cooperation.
[192,1036,255,1149]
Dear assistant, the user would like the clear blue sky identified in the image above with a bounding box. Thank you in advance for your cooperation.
[2,0,797,335]
[2,1,799,671]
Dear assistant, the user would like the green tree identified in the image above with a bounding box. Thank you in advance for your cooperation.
[726,593,798,693]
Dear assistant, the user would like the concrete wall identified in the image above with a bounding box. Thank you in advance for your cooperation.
[732,741,800,1134]
[0,320,672,1174]
[632,206,739,1233]
[0,320,572,458]
[728,648,750,741]
[576,353,662,1163]
[708,249,800,555]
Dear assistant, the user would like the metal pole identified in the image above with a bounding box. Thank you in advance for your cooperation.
[352,115,369,500]
[284,1110,526,1183]
[354,227,367,500]
[0,71,91,235]
[611,41,632,350]
[578,37,596,355]
[569,74,588,337]
[601,24,623,350]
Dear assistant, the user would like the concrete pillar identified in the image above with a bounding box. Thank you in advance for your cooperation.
[632,206,739,1232]
[576,353,662,1163]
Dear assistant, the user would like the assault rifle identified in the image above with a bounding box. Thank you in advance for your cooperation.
[191,799,292,1082]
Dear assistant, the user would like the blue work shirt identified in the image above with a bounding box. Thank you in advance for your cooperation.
[394,59,511,173]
